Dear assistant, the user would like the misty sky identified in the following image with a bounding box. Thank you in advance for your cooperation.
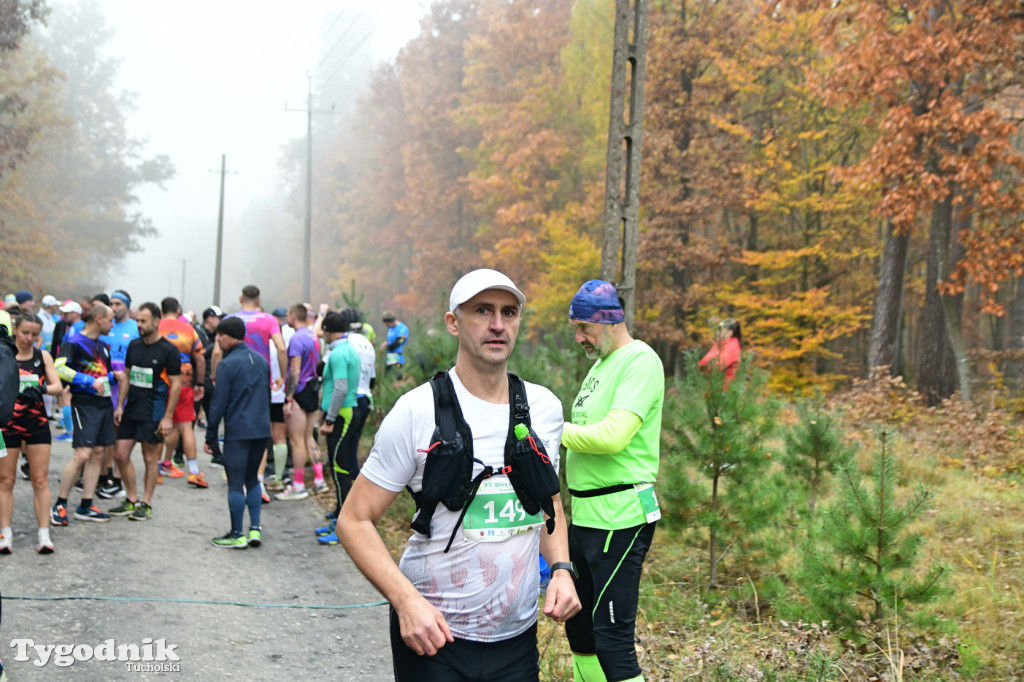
[75,0,426,313]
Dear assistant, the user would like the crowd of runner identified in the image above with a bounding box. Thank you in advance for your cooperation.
[0,285,407,554]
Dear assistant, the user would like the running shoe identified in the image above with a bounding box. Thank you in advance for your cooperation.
[317,531,340,545]
[0,532,11,555]
[19,457,30,480]
[314,479,329,495]
[315,520,336,537]
[247,527,262,548]
[74,505,111,522]
[172,452,185,468]
[325,510,338,520]
[261,487,271,504]
[159,462,185,478]
[212,532,248,549]
[265,476,284,493]
[51,503,68,526]
[37,539,55,555]
[54,433,73,442]
[187,472,209,489]
[275,485,308,501]
[210,454,225,468]
[129,501,152,521]
[197,419,208,430]
[96,479,125,499]
[73,477,84,491]
[157,474,164,485]
[1,656,7,681]
[108,500,137,517]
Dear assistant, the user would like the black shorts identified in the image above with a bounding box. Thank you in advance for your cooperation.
[389,608,539,682]
[293,380,319,413]
[71,402,116,449]
[1,419,51,447]
[270,401,285,424]
[116,417,162,444]
[565,522,656,681]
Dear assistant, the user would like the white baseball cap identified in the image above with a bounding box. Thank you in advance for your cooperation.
[449,269,525,313]
[59,301,83,314]
[41,294,59,307]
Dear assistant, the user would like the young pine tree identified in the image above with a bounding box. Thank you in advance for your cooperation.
[782,390,855,515]
[662,351,785,587]
[798,428,945,635]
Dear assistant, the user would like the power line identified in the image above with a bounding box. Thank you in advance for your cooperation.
[316,8,366,73]
[319,24,378,87]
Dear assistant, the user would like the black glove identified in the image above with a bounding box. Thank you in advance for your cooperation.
[20,385,44,404]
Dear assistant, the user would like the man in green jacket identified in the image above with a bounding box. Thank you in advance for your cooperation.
[316,311,360,544]
[562,280,665,682]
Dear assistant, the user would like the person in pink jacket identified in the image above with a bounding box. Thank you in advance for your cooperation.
[698,318,742,385]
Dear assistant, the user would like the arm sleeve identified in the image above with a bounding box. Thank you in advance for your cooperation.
[698,344,720,368]
[560,409,643,455]
[54,350,93,388]
[326,375,350,420]
[206,359,230,440]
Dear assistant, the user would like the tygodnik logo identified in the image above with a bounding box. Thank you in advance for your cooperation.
[10,637,181,671]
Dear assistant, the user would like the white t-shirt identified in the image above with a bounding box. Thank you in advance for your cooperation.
[347,332,376,396]
[270,346,285,404]
[360,368,563,643]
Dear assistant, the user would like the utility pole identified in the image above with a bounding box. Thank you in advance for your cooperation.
[601,0,650,330]
[210,154,237,307]
[287,74,333,302]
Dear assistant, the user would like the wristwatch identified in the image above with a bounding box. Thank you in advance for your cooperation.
[550,561,578,580]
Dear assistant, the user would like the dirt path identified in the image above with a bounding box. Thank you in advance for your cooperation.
[0,432,392,680]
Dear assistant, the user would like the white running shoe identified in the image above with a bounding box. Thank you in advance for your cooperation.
[0,532,11,555]
[276,485,309,501]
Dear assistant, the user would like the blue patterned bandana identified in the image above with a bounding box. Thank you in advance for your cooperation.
[569,280,625,324]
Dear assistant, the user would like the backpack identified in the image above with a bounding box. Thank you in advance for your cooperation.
[0,326,19,424]
[407,370,561,553]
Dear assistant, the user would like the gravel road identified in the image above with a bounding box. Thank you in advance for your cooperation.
[0,432,392,680]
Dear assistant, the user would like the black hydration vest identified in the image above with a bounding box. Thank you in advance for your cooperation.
[407,370,561,553]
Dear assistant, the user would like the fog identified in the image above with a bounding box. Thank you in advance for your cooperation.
[82,0,426,314]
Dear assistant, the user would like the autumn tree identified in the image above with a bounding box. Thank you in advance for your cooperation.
[6,0,175,291]
[815,0,1024,403]
[0,0,46,177]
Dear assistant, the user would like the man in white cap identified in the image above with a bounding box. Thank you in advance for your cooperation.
[339,268,580,681]
[38,295,60,352]
[52,300,83,441]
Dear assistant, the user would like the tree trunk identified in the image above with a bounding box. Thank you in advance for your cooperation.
[1007,277,1024,388]
[867,221,910,375]
[709,471,720,588]
[941,196,970,402]
[918,196,959,404]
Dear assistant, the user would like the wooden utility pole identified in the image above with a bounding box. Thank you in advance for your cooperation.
[601,0,650,330]
[210,154,236,307]
[287,75,333,303]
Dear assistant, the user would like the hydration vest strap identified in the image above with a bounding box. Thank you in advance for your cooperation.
[443,459,494,553]
[568,484,635,498]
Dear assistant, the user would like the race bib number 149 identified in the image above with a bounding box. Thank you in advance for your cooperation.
[462,478,543,542]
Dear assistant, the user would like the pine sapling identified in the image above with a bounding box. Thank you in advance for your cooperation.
[663,351,784,587]
[782,389,854,514]
[798,427,945,636]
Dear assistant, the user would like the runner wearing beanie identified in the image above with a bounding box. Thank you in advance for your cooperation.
[562,280,665,682]
[205,315,270,548]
